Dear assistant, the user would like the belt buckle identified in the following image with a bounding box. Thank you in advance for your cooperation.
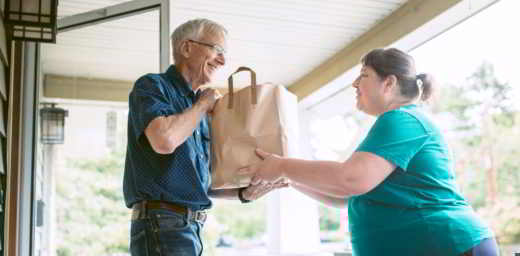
[131,209,141,221]
[194,210,207,224]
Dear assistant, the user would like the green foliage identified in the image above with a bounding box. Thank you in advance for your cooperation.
[431,62,520,245]
[493,112,515,128]
[59,149,270,256]
[67,150,125,175]
[431,85,474,121]
[57,247,72,256]
[319,205,340,231]
[210,199,267,239]
[56,150,129,256]
[201,199,268,256]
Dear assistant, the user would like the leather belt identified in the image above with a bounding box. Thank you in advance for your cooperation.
[131,200,207,224]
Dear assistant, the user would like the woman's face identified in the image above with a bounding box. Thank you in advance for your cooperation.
[352,65,386,116]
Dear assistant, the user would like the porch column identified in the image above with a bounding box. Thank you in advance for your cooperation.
[266,107,320,255]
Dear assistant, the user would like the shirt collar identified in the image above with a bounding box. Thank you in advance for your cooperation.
[166,65,196,98]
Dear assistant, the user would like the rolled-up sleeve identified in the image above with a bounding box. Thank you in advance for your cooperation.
[356,111,430,170]
[129,75,178,141]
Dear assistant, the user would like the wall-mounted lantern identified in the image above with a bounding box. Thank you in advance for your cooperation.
[40,103,68,144]
[4,0,59,43]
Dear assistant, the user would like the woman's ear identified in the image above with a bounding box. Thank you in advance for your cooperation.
[383,75,398,93]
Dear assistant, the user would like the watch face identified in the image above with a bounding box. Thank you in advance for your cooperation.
[239,187,250,203]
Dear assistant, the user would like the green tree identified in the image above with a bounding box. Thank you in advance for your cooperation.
[56,150,129,256]
[319,205,340,231]
[210,199,267,239]
[431,62,520,245]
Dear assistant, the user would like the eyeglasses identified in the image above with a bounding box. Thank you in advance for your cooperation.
[188,39,226,55]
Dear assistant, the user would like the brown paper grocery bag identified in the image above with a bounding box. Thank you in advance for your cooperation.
[210,67,298,189]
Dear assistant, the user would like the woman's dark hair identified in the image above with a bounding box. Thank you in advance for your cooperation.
[361,48,434,101]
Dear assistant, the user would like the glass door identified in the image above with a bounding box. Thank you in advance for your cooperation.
[34,1,169,255]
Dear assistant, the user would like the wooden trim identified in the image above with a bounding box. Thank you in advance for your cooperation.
[0,61,6,100]
[0,99,5,137]
[0,137,5,175]
[5,40,24,256]
[288,0,462,99]
[0,0,4,19]
[0,13,8,67]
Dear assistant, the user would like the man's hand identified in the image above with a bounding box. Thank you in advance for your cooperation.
[241,179,289,201]
[197,88,221,113]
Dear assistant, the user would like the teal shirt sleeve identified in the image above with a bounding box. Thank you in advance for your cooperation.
[356,110,430,170]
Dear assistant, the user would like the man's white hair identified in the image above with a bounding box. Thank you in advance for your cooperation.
[171,18,228,63]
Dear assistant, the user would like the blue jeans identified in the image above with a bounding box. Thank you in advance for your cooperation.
[461,237,499,256]
[130,208,204,256]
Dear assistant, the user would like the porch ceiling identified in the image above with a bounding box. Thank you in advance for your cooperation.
[41,0,407,97]
[40,0,498,103]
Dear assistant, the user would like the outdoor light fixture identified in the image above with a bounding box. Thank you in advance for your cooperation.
[40,103,68,144]
[4,0,58,43]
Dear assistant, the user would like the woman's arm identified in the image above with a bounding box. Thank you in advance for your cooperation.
[291,183,348,209]
[247,149,396,198]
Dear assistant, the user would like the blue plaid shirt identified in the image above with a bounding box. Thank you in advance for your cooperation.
[123,65,212,211]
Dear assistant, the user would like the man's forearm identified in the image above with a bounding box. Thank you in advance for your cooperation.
[146,102,207,154]
[163,103,206,147]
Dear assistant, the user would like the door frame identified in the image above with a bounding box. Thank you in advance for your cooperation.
[5,1,170,256]
[57,0,170,72]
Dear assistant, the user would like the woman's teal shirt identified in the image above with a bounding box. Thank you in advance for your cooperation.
[350,104,493,256]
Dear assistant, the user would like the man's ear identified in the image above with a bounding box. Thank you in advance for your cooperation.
[179,40,191,58]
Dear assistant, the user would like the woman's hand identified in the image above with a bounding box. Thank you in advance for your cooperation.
[239,148,286,185]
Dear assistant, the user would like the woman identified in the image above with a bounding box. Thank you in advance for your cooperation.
[241,48,498,256]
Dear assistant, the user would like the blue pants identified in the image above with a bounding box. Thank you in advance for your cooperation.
[461,237,499,256]
[130,208,204,256]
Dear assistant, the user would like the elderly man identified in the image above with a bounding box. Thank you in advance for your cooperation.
[123,19,285,256]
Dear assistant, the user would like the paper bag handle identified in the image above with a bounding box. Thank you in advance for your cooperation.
[227,66,257,109]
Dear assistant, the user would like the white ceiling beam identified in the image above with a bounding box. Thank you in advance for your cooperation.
[43,75,229,102]
[57,0,162,32]
[44,74,133,102]
[288,0,499,100]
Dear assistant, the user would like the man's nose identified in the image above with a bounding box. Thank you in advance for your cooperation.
[352,78,360,87]
[216,53,226,66]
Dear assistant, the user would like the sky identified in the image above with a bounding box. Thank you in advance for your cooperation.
[410,0,520,104]
[310,0,520,160]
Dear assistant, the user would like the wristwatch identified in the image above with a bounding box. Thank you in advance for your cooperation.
[238,187,251,203]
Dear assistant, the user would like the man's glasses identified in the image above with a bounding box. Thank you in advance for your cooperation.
[188,39,226,55]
